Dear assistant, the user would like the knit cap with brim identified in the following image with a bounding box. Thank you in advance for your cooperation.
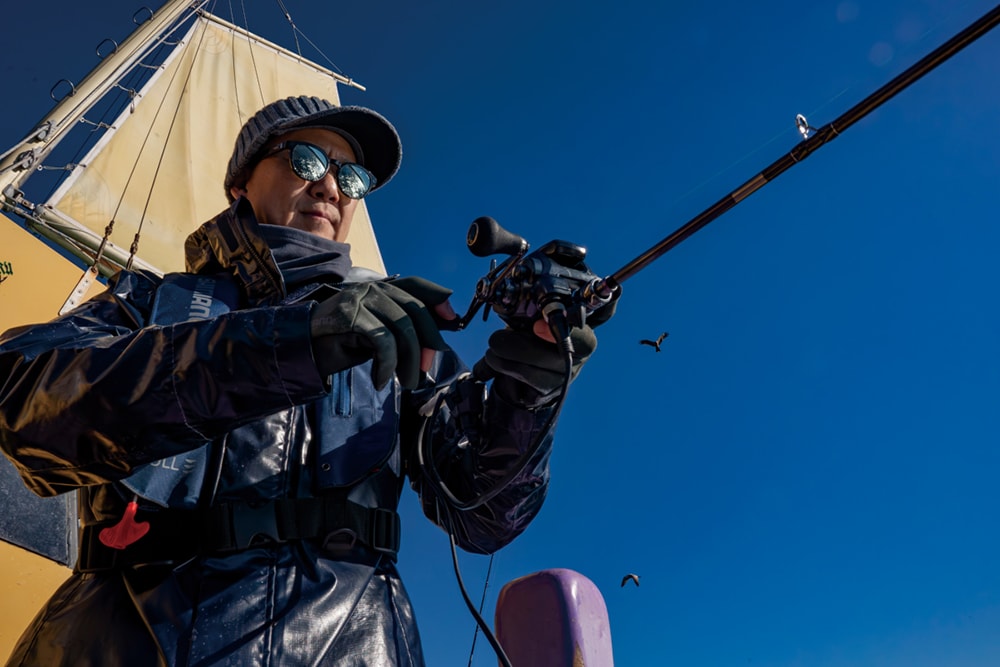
[224,96,402,202]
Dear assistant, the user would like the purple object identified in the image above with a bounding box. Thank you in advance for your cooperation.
[495,568,614,666]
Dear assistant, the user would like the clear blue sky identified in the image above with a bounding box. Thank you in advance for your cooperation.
[4,1,1000,665]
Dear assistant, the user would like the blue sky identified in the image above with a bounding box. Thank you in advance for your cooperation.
[5,0,1000,665]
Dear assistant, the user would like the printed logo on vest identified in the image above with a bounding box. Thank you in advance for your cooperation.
[188,276,216,320]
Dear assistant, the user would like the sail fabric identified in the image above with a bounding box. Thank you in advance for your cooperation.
[47,15,385,275]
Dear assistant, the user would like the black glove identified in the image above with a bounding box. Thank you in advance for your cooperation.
[475,325,598,407]
[310,281,448,390]
[387,275,461,331]
[475,289,619,406]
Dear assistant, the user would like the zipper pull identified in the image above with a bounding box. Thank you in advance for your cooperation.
[99,495,150,550]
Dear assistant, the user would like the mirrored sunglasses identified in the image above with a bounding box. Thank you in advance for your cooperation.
[264,140,376,199]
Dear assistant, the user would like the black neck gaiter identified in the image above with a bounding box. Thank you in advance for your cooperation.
[257,224,353,290]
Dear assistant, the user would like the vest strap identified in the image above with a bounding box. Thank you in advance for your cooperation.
[76,498,400,572]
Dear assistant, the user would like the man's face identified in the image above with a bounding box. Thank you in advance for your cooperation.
[231,127,360,242]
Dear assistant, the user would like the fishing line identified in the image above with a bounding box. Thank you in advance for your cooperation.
[466,552,496,667]
[418,357,572,511]
[598,2,1000,290]
[308,555,385,667]
[441,507,512,667]
[654,83,851,229]
[416,352,574,667]
[652,1,992,238]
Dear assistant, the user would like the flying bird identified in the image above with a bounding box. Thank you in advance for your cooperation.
[639,332,669,352]
[621,573,640,588]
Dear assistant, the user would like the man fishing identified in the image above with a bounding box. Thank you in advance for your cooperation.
[0,96,612,665]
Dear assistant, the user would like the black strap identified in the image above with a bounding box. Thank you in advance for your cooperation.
[77,498,400,572]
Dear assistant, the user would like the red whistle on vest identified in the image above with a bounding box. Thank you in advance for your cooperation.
[98,501,150,550]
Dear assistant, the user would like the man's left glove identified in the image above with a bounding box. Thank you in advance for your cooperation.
[474,325,597,407]
[474,291,619,406]
[310,281,449,390]
[387,276,462,331]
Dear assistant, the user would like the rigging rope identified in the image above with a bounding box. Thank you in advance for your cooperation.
[274,0,349,76]
[122,13,215,269]
[274,0,303,56]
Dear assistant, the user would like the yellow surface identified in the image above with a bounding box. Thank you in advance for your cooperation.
[0,214,107,331]
[0,214,90,662]
[0,541,71,662]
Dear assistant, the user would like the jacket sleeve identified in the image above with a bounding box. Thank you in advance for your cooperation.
[0,271,328,496]
[403,349,558,555]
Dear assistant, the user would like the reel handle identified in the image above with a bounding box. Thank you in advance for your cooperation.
[467,216,528,257]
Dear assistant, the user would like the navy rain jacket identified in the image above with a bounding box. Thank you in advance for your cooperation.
[0,200,557,666]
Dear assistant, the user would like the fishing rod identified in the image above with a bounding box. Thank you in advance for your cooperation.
[455,3,1000,333]
[448,8,1000,665]
[602,3,1000,291]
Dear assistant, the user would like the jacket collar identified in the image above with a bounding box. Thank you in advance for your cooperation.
[183,197,286,306]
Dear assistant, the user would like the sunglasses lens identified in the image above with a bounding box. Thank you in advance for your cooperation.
[289,143,330,181]
[337,163,375,199]
[284,142,375,198]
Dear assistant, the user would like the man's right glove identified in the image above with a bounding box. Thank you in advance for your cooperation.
[309,281,448,390]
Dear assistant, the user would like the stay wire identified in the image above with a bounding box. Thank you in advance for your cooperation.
[273,0,303,56]
[254,0,348,76]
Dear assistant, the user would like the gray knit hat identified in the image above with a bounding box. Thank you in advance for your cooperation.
[224,96,402,202]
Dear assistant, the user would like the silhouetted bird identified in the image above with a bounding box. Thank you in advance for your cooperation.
[639,332,669,352]
[621,573,640,587]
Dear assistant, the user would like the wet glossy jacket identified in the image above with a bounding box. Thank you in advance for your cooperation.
[0,201,557,666]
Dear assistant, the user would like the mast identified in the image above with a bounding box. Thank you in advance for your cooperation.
[0,0,208,198]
